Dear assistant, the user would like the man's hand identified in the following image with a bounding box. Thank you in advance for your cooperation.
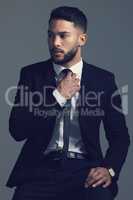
[57,71,80,99]
[84,167,112,188]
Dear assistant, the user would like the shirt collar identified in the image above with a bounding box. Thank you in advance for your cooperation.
[53,59,83,80]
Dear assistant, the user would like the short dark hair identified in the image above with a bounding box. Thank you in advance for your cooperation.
[49,6,87,33]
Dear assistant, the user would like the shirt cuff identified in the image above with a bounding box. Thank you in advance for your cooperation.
[53,89,67,107]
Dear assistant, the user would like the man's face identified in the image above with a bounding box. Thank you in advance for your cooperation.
[48,19,86,65]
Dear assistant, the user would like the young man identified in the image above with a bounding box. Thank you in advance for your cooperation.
[7,6,130,200]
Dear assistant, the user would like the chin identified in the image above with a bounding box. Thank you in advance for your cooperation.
[52,58,65,65]
[54,60,65,65]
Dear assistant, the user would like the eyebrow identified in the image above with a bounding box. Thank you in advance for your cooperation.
[48,30,71,35]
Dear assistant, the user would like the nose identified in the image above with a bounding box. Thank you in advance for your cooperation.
[52,35,61,48]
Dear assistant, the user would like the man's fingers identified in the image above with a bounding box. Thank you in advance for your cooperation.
[89,168,97,176]
[86,172,100,182]
[91,178,106,188]
[86,174,104,187]
[102,181,111,188]
[85,179,110,189]
[84,177,105,188]
[93,178,111,188]
[66,71,73,78]
[71,72,77,77]
[84,167,112,188]
[90,170,100,178]
[75,78,80,83]
[66,72,79,83]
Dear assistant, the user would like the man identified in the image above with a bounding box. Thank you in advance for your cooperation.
[7,6,130,200]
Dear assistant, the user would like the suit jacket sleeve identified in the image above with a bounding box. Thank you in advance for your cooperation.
[102,74,130,180]
[9,67,63,142]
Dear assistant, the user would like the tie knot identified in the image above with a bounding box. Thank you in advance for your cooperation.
[62,68,72,74]
[56,68,72,86]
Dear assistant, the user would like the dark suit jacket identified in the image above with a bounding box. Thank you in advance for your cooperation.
[6,59,130,197]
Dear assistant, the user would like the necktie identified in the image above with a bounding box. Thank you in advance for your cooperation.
[56,68,72,86]
[56,69,72,156]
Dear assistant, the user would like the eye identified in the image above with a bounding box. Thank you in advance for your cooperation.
[60,34,68,39]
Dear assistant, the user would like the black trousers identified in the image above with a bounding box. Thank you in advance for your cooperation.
[11,158,114,200]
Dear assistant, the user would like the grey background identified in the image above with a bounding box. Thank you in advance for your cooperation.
[0,0,132,199]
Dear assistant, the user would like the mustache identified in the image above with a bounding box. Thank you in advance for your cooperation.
[51,48,64,53]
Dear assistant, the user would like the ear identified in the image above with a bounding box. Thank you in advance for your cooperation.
[79,33,88,46]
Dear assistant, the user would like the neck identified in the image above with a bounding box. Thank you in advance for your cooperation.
[63,58,81,68]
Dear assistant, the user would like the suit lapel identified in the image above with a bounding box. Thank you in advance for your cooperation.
[42,59,56,87]
[79,61,93,108]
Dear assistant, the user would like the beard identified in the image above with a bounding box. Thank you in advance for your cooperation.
[50,46,78,65]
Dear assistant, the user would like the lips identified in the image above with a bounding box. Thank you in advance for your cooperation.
[52,48,64,53]
[54,52,63,55]
[53,51,64,57]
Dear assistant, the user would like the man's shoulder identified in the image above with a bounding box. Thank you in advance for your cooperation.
[20,59,52,74]
[84,61,115,79]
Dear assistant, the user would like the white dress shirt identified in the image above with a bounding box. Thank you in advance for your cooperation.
[44,59,87,155]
